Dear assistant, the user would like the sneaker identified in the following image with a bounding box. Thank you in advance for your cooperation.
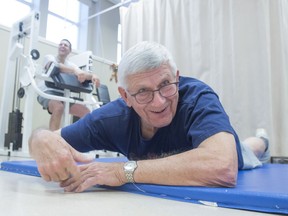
[255,128,270,163]
[256,128,268,140]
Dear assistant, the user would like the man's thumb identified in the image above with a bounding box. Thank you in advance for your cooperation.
[70,148,94,164]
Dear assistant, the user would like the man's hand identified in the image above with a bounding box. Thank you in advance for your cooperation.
[74,68,100,87]
[74,68,87,83]
[29,129,94,182]
[59,162,126,192]
[91,74,100,87]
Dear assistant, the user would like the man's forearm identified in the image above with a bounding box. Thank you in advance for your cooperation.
[58,63,77,74]
[133,133,238,187]
[135,150,237,187]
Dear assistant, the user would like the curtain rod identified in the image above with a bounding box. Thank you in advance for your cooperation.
[85,0,133,22]
[92,55,116,65]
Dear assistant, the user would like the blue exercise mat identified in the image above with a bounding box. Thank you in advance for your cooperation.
[1,158,287,215]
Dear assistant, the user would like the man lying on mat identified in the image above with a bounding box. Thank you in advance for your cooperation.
[29,41,270,192]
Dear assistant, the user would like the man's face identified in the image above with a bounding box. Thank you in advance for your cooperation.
[119,65,179,130]
[58,40,71,57]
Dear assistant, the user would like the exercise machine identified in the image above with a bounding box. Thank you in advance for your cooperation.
[0,11,40,157]
[0,12,101,157]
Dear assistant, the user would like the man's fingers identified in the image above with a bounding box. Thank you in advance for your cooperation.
[65,163,81,180]
[60,175,82,192]
[57,167,72,181]
[39,167,62,182]
[77,73,86,83]
[92,77,100,87]
[70,147,94,164]
[38,157,79,182]
[41,168,75,182]
[41,173,51,182]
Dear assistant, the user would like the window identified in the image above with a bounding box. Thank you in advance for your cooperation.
[47,0,88,49]
[48,0,79,22]
[117,24,122,63]
[0,0,31,27]
[46,13,79,48]
[0,0,120,53]
[0,0,88,50]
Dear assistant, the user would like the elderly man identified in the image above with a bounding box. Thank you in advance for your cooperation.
[29,41,269,192]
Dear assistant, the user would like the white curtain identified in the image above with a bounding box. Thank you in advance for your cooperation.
[120,0,288,157]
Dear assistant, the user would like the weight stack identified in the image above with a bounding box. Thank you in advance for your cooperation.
[4,109,23,150]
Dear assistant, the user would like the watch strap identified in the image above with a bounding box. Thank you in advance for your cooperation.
[124,161,137,183]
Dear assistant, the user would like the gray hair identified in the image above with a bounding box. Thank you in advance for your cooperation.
[118,41,177,88]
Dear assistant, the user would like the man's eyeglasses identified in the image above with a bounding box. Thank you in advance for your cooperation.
[128,82,179,104]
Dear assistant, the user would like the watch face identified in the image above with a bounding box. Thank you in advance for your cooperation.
[124,161,137,183]
[125,161,136,171]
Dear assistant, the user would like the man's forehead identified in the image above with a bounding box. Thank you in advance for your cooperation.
[127,69,174,88]
[59,41,70,46]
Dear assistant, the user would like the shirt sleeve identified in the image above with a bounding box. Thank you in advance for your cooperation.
[182,91,244,168]
[185,91,236,148]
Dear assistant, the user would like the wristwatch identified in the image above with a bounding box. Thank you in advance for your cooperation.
[124,161,138,183]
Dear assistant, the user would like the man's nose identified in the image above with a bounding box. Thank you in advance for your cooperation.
[151,90,166,104]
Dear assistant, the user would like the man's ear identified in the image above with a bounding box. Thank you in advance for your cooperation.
[176,70,179,80]
[118,87,132,107]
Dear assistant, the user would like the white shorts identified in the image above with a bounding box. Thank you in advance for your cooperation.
[240,142,270,169]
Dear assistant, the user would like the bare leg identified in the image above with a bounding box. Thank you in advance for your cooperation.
[48,100,64,131]
[243,128,270,163]
[242,137,267,160]
[70,104,90,118]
